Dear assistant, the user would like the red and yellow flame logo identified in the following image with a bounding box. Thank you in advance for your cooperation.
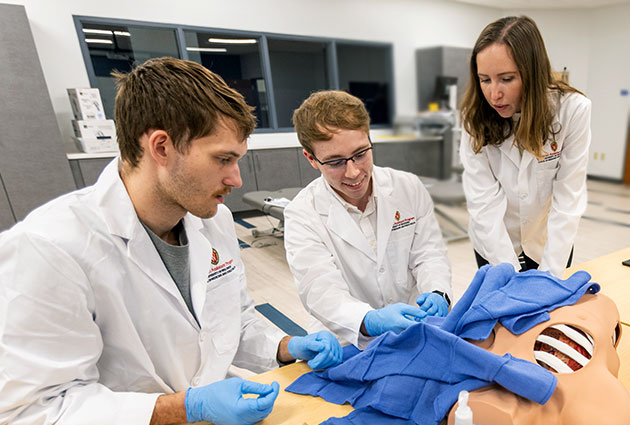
[211,248,219,265]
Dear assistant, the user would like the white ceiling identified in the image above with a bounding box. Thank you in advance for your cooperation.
[453,0,630,9]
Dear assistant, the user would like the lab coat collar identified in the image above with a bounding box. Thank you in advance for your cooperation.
[497,136,537,174]
[374,168,395,266]
[313,167,395,264]
[498,137,522,169]
[314,175,375,261]
[94,158,202,328]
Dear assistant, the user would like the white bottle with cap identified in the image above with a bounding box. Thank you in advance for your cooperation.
[454,390,474,425]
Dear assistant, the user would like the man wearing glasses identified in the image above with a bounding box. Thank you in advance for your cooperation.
[284,90,452,349]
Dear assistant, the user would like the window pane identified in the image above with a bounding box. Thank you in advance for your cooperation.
[184,31,270,129]
[80,22,180,120]
[268,39,329,128]
[337,43,392,125]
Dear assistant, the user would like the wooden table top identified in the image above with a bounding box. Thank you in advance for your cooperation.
[565,247,630,325]
[248,361,352,425]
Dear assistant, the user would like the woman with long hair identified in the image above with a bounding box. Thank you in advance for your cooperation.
[460,16,591,277]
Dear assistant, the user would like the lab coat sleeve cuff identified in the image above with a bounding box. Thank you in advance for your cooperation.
[347,303,376,348]
[356,331,376,351]
[121,392,162,424]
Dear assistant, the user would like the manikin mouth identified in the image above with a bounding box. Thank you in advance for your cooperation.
[534,324,594,373]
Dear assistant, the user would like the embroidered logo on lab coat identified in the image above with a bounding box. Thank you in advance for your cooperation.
[392,215,416,232]
[539,151,561,164]
[211,248,219,265]
[207,258,236,283]
[539,142,562,164]
[395,211,400,221]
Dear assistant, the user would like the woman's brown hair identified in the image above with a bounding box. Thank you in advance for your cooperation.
[460,16,581,158]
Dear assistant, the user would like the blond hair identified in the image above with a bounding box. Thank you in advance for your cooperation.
[292,90,370,153]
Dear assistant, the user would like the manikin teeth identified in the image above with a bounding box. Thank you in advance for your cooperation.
[534,325,593,373]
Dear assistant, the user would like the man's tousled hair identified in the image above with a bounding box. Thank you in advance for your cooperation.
[113,57,257,167]
[292,90,370,153]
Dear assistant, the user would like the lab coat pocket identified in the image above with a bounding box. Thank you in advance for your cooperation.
[387,226,414,286]
[204,275,241,356]
[389,218,415,244]
[536,161,559,205]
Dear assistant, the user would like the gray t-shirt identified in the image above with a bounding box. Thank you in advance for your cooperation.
[141,220,195,320]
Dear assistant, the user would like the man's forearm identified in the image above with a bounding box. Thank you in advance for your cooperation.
[150,391,187,425]
[276,335,295,364]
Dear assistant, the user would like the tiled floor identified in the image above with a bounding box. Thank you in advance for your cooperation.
[235,179,630,331]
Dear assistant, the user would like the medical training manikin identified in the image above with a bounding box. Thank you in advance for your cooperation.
[447,292,630,425]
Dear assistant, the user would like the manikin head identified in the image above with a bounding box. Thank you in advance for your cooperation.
[447,293,630,425]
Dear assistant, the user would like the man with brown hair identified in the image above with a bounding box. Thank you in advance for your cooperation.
[285,90,452,349]
[0,58,342,425]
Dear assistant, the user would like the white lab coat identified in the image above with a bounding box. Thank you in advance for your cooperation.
[0,159,284,425]
[284,166,451,347]
[460,91,591,278]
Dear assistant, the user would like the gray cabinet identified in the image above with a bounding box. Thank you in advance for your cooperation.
[416,46,471,111]
[224,153,258,212]
[0,4,75,230]
[70,157,114,188]
[252,148,301,191]
[373,139,442,178]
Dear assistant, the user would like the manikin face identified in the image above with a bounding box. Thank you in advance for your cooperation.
[160,118,246,219]
[304,129,373,211]
[476,43,523,118]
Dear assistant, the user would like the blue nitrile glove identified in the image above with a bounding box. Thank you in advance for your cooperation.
[287,330,343,370]
[185,377,280,425]
[416,292,449,317]
[363,303,427,337]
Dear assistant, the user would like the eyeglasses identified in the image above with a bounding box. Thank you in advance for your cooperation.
[311,143,373,170]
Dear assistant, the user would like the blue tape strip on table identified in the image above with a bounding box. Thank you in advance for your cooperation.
[234,218,256,229]
[255,303,307,336]
[286,264,601,425]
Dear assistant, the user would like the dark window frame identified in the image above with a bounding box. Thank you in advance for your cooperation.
[74,15,395,132]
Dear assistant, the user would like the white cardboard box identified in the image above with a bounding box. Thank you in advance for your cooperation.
[72,119,116,140]
[67,88,106,120]
[73,137,118,154]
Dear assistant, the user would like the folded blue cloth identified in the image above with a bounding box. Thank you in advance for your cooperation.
[287,265,599,425]
[440,264,599,340]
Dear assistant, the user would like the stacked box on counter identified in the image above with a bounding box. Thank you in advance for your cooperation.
[67,88,118,153]
[71,119,118,153]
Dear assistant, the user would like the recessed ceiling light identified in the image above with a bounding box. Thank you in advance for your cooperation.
[85,38,114,44]
[82,28,113,35]
[186,47,228,52]
[208,38,257,44]
[113,31,131,37]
